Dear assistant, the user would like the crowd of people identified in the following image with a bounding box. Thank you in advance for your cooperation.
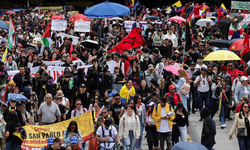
[0,1,250,150]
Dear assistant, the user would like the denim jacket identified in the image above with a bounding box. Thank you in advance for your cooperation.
[234,84,250,103]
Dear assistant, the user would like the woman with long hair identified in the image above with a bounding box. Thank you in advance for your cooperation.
[42,49,51,61]
[229,102,250,150]
[216,77,232,129]
[92,102,102,126]
[103,89,114,109]
[63,121,82,147]
[174,69,190,110]
[145,102,158,150]
[27,55,33,68]
[136,79,151,102]
[128,65,143,89]
[113,65,125,93]
[120,80,136,103]
[89,95,103,111]
[18,55,27,67]
[50,52,58,61]
[10,46,17,59]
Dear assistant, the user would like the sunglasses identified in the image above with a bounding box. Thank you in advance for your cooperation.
[115,98,120,100]
[102,112,107,114]
[217,79,221,80]
[115,67,119,69]
[76,103,82,106]
[10,101,16,103]
[71,127,76,129]
[227,65,233,67]
[129,102,134,104]
[244,106,249,108]
[203,80,205,85]
[138,98,141,100]
[114,57,118,59]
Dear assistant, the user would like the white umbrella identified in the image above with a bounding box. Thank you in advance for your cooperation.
[195,19,215,27]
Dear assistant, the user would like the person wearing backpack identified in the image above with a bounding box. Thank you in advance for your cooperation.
[71,99,87,119]
[119,105,140,150]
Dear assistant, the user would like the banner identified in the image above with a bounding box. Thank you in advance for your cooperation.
[74,21,90,32]
[231,1,250,10]
[57,33,79,45]
[21,112,94,150]
[240,14,250,28]
[124,21,162,33]
[206,12,212,17]
[51,20,67,31]
[43,60,85,66]
[7,67,39,81]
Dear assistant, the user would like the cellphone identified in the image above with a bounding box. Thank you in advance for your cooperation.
[73,133,76,136]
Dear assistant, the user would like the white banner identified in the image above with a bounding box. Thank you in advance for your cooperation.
[57,33,79,45]
[74,21,90,32]
[106,60,116,74]
[240,14,250,27]
[51,20,67,31]
[7,67,40,81]
[43,60,85,66]
[124,21,162,33]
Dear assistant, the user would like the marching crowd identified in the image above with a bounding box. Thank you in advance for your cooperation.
[0,1,250,150]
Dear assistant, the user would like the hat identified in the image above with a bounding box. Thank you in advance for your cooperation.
[238,71,243,76]
[199,43,204,46]
[146,102,156,107]
[177,102,184,109]
[144,54,149,60]
[201,67,207,71]
[79,83,86,88]
[70,136,78,144]
[41,72,48,78]
[56,90,64,97]
[233,18,239,22]
[166,95,174,102]
[114,65,120,69]
[48,137,54,145]
[241,76,248,81]
[158,28,162,32]
[10,98,16,102]
[198,56,203,59]
[23,86,30,94]
[168,85,175,90]
[108,91,117,97]
[152,48,159,54]
[136,49,143,54]
[190,62,195,66]
[221,66,227,71]
[185,53,190,57]
[18,43,23,48]
[21,55,27,58]
[37,54,43,57]
[80,33,85,37]
[174,50,180,54]
[8,80,15,86]
[1,40,6,44]
[152,91,159,97]
[47,76,53,80]
[148,64,154,70]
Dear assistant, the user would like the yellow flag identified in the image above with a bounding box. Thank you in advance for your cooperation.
[167,1,182,11]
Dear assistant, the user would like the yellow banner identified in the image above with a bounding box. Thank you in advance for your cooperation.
[68,11,79,15]
[21,111,94,149]
[32,6,63,11]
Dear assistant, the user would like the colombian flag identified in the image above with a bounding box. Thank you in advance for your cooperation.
[201,6,206,16]
[220,3,227,13]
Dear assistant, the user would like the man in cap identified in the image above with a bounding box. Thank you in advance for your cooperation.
[148,91,161,104]
[42,137,54,150]
[35,39,44,54]
[45,138,62,150]
[164,85,182,106]
[72,83,90,110]
[33,54,43,67]
[144,64,160,87]
[151,48,161,65]
[218,66,232,86]
[20,32,30,48]
[153,29,164,47]
[232,71,243,98]
[70,136,84,150]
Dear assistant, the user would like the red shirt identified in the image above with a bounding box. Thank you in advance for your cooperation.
[222,88,226,100]
[227,69,240,82]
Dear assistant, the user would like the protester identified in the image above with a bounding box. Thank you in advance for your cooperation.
[45,138,62,150]
[234,76,250,105]
[63,121,82,147]
[71,99,88,119]
[120,80,136,103]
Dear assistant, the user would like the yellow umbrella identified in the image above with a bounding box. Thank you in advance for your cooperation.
[203,50,240,61]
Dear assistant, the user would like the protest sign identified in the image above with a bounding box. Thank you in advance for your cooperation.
[51,20,67,31]
[7,67,39,81]
[21,112,94,150]
[206,12,212,17]
[74,21,90,32]
[231,1,250,10]
[57,33,79,45]
[43,59,85,66]
[106,60,117,74]
[240,14,250,28]
[124,21,162,33]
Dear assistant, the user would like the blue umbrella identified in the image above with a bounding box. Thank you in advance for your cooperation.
[84,1,130,17]
[12,9,21,12]
[172,142,208,150]
[8,94,28,102]
[0,20,9,29]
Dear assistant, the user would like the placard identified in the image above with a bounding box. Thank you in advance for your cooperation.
[74,21,90,32]
[51,20,67,31]
[231,1,250,10]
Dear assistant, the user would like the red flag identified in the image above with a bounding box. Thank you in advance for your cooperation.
[187,5,203,22]
[214,5,225,26]
[241,29,249,63]
[106,27,146,54]
[1,84,8,103]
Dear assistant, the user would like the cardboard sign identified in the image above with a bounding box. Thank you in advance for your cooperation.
[51,20,67,31]
[74,21,90,32]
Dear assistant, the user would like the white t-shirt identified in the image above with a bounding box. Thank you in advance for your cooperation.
[60,97,69,114]
[96,125,118,149]
[127,116,133,130]
[195,75,210,92]
[157,108,171,133]
[195,64,207,70]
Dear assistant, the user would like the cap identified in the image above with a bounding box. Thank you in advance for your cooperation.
[41,72,48,78]
[108,91,117,97]
[190,62,196,66]
[23,86,30,94]
[136,49,143,54]
[168,85,176,90]
[47,137,54,145]
[152,48,159,54]
[152,91,159,97]
[1,40,6,44]
[174,50,180,54]
[79,83,86,88]
[56,90,64,97]
[201,67,207,71]
[221,66,227,71]
[47,76,53,80]
[70,136,78,144]
[146,102,156,107]
[37,54,43,57]
[148,64,154,70]
[166,95,174,102]
[238,71,243,76]
[185,53,190,57]
[80,33,85,37]
[144,54,149,60]
[10,98,16,102]
[177,102,184,109]
[21,55,27,58]
[54,95,60,99]
[241,76,248,81]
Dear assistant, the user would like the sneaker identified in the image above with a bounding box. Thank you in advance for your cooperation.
[223,124,227,128]
[192,110,196,114]
[199,118,202,121]
[221,124,224,129]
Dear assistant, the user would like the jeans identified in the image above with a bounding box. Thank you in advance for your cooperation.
[188,87,197,111]
[135,117,143,149]
[204,144,214,150]
[147,126,158,150]
[237,136,250,150]
[123,131,136,150]
[211,98,218,118]
[5,141,21,150]
[114,124,120,150]
[100,147,113,150]
[220,99,228,124]
[198,91,210,111]
[113,83,123,93]
[158,131,172,150]
[178,125,187,142]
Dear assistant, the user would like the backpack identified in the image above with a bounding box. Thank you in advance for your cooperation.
[13,126,27,142]
[74,108,86,117]
[100,125,114,147]
[155,104,172,112]
[179,82,190,96]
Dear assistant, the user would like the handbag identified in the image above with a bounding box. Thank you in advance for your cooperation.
[179,83,190,96]
[237,128,246,137]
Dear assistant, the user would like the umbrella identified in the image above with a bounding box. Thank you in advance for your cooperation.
[203,50,240,61]
[0,20,9,29]
[201,5,209,9]
[163,65,190,78]
[69,14,92,22]
[229,39,250,51]
[208,39,232,48]
[50,15,65,20]
[195,19,215,27]
[230,38,241,43]
[81,40,99,49]
[145,16,158,21]
[168,16,186,24]
[12,9,21,12]
[230,13,244,21]
[172,142,207,150]
[6,11,15,15]
[8,94,28,102]
[84,1,130,17]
